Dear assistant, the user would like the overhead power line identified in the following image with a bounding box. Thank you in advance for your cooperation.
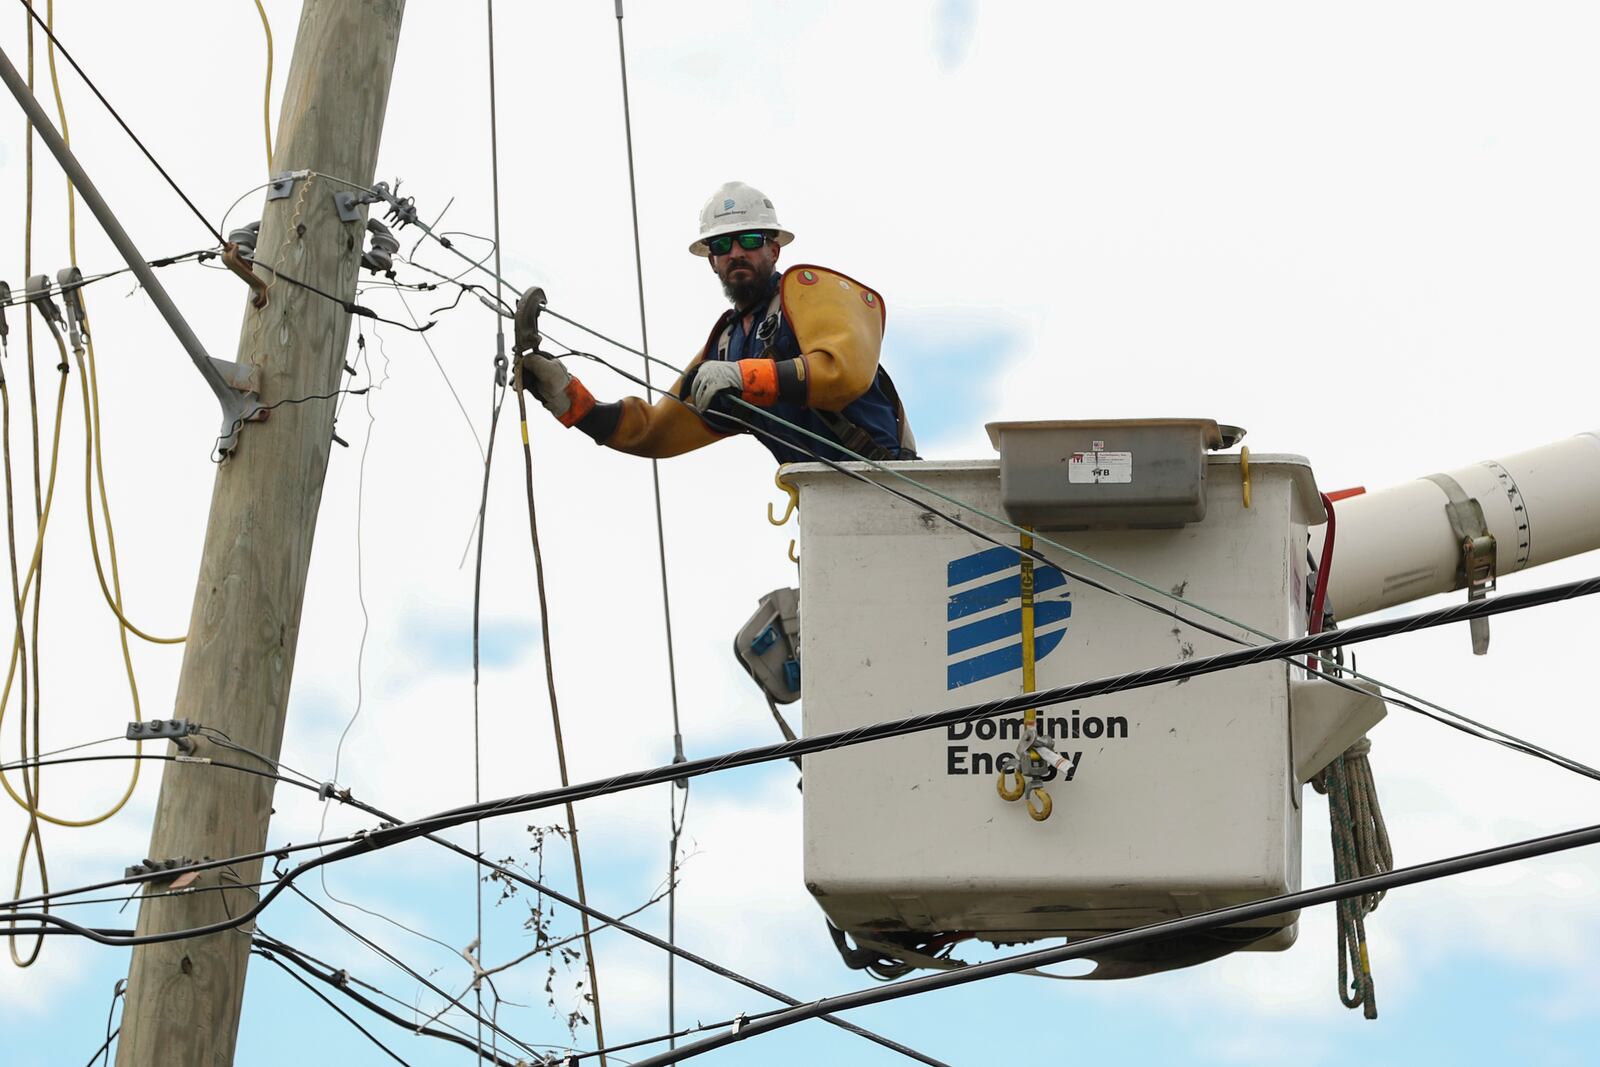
[608,4,691,1049]
[17,0,225,244]
[625,818,1600,1065]
[5,572,1595,946]
[555,335,1584,783]
[334,792,951,1067]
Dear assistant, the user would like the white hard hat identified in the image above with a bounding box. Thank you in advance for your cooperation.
[689,181,795,256]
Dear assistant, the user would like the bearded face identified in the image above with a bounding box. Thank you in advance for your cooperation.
[711,237,780,309]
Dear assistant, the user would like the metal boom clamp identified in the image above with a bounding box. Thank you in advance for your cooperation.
[1425,472,1497,655]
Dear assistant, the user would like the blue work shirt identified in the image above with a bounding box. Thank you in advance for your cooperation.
[694,270,908,465]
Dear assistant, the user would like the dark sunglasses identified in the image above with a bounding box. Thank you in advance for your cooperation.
[707,232,770,256]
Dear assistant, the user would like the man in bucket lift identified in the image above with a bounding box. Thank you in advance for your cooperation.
[516,181,917,464]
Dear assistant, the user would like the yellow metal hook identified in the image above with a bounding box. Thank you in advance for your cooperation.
[1240,446,1252,510]
[788,539,799,564]
[997,770,1026,802]
[768,469,799,526]
[1026,787,1053,821]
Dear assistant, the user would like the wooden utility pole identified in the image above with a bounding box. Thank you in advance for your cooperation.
[117,2,405,1063]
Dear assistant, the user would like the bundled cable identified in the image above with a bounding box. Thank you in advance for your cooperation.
[1314,738,1392,1018]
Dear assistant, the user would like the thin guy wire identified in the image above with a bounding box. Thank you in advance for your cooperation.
[330,789,950,1067]
[4,579,1594,925]
[255,948,413,1065]
[360,577,1600,848]
[285,887,544,1060]
[480,3,511,1059]
[626,819,1600,1066]
[611,1,688,1047]
[254,936,530,1066]
[468,372,502,1066]
[549,324,1571,774]
[17,0,224,244]
[316,329,421,948]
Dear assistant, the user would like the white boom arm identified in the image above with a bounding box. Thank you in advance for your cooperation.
[1315,431,1600,621]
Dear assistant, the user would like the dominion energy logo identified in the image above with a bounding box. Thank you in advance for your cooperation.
[946,546,1071,690]
[945,546,1130,781]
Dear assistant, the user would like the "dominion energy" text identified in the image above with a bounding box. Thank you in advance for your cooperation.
[945,710,1130,780]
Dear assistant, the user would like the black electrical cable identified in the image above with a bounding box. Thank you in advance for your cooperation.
[19,876,275,911]
[608,9,690,1051]
[90,979,123,1067]
[284,885,546,1062]
[561,1012,782,1064]
[253,946,414,1066]
[254,934,528,1067]
[550,338,1293,646]
[558,341,1596,782]
[3,572,1594,936]
[17,1,225,245]
[0,249,217,309]
[0,834,344,912]
[199,728,326,788]
[0,751,322,790]
[333,792,952,1067]
[82,1028,118,1067]
[241,256,436,333]
[522,264,1574,792]
[212,386,371,461]
[261,927,764,1067]
[357,571,1600,854]
[625,818,1600,1066]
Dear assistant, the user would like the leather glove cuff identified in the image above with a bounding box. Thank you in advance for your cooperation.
[737,358,780,406]
[555,377,597,427]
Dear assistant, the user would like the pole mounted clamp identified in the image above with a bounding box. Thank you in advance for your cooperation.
[334,178,414,227]
[266,169,311,202]
[55,267,89,353]
[25,273,63,326]
[1424,472,1496,655]
[125,856,197,882]
[127,717,201,753]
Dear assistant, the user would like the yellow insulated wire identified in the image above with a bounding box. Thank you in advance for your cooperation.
[253,0,274,169]
[80,337,184,645]
[0,337,132,827]
[0,1,150,837]
[9,0,45,969]
[4,373,48,968]
[47,0,179,646]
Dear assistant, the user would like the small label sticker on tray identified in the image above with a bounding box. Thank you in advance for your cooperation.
[1068,450,1133,484]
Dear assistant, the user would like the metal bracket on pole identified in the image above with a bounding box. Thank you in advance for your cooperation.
[1425,472,1497,655]
[0,42,262,457]
[332,189,380,224]
[266,169,311,202]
